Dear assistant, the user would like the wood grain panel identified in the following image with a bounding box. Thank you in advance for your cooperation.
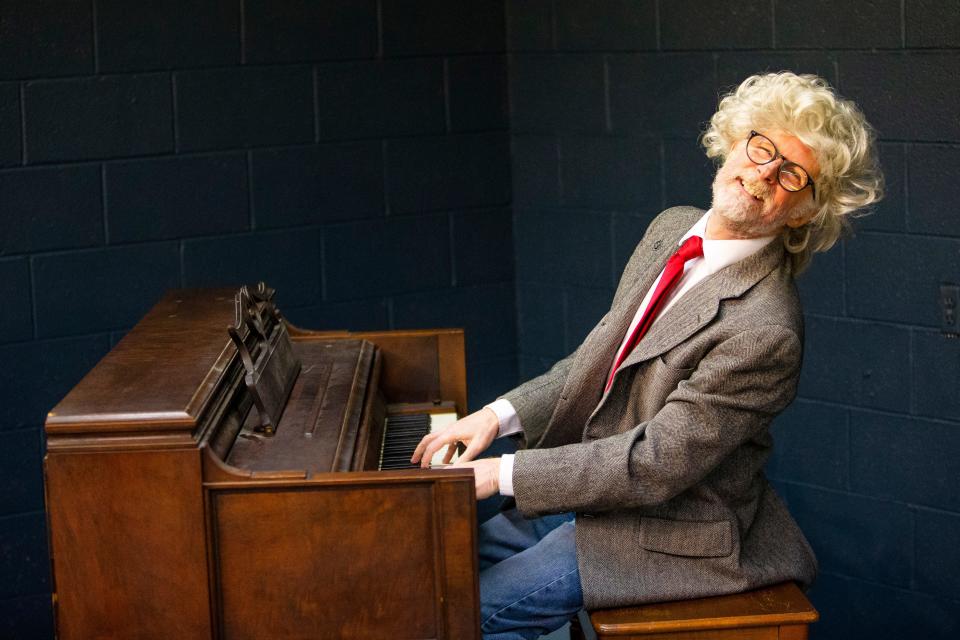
[293,328,468,413]
[46,448,211,640]
[778,624,809,639]
[210,482,444,640]
[437,479,481,639]
[437,331,468,417]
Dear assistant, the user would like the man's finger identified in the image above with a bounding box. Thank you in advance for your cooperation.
[459,440,483,463]
[442,442,457,465]
[411,431,438,463]
[420,437,449,468]
[410,436,427,462]
[418,440,437,467]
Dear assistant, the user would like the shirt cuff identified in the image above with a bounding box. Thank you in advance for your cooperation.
[485,399,522,438]
[498,453,515,496]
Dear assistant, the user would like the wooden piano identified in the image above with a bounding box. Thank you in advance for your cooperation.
[44,284,481,639]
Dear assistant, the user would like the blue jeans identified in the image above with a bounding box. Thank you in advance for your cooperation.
[478,509,583,640]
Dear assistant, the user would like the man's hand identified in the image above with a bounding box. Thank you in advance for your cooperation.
[453,458,501,500]
[411,407,499,468]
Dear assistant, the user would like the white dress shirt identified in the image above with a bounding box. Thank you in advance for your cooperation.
[487,210,777,496]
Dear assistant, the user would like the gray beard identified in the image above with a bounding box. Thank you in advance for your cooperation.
[711,206,784,238]
[710,176,784,238]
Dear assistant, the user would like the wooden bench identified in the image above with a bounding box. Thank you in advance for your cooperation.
[569,582,818,639]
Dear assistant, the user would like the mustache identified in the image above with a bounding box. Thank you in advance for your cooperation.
[739,177,771,199]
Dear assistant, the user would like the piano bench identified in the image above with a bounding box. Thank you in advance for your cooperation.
[569,582,818,640]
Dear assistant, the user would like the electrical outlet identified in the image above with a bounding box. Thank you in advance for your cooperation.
[941,283,959,338]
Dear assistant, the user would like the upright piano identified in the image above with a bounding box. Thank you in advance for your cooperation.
[44,285,481,639]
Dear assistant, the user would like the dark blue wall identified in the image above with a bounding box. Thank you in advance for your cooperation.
[508,1,959,639]
[3,2,959,639]
[0,2,512,637]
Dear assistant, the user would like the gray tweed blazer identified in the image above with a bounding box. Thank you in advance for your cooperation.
[503,206,817,610]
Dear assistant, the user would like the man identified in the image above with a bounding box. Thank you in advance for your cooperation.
[412,72,883,640]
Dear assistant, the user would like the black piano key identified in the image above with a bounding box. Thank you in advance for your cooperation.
[379,413,433,470]
[383,434,429,444]
[386,428,424,438]
[381,445,424,456]
[384,433,422,442]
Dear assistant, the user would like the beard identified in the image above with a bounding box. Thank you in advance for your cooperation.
[710,163,803,238]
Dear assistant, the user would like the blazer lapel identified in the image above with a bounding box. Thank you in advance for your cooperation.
[602,237,787,398]
[606,236,673,348]
[585,226,682,380]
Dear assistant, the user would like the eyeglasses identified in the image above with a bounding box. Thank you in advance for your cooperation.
[746,131,816,199]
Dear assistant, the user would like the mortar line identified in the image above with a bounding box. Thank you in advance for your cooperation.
[246,150,255,229]
[178,240,185,288]
[319,227,328,301]
[771,0,777,49]
[239,0,247,64]
[100,163,110,244]
[448,211,458,286]
[170,73,180,152]
[312,66,320,142]
[28,256,39,340]
[376,0,384,59]
[91,0,100,73]
[900,0,907,48]
[550,0,558,49]
[603,56,612,133]
[19,83,27,164]
[654,0,662,51]
[443,58,452,133]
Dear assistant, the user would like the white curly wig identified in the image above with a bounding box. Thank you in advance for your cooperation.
[702,72,884,273]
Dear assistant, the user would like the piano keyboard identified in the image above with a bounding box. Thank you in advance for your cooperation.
[378,412,458,470]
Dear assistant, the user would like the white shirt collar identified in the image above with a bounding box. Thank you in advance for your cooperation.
[679,209,777,275]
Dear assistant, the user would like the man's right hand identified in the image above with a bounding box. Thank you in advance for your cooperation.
[410,407,500,468]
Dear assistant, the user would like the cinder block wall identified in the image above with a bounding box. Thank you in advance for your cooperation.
[3,2,959,638]
[508,1,959,639]
[0,2,512,636]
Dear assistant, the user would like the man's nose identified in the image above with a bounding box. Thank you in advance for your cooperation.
[756,158,782,182]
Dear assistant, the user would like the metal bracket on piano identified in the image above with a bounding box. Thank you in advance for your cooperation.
[228,283,301,436]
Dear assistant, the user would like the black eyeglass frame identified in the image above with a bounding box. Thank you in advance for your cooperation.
[746,130,816,200]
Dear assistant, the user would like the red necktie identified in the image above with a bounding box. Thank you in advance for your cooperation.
[605,235,704,392]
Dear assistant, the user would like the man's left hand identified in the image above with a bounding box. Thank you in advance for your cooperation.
[453,457,501,500]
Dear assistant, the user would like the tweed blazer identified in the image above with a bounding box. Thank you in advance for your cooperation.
[502,206,817,610]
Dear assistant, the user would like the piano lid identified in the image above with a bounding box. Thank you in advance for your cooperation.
[46,288,251,436]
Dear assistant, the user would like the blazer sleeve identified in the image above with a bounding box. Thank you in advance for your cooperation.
[511,324,802,516]
[498,347,580,449]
